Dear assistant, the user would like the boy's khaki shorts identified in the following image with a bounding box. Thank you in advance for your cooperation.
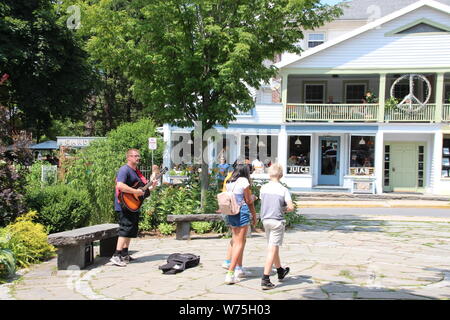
[263,219,286,247]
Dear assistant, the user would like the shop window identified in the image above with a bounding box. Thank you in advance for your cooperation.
[240,135,278,171]
[287,136,311,174]
[442,135,450,178]
[349,136,375,176]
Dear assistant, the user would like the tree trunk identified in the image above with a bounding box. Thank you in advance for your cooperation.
[200,132,209,212]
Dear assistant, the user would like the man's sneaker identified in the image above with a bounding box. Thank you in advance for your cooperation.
[235,267,252,278]
[277,267,290,281]
[224,272,239,285]
[121,255,136,263]
[222,261,230,270]
[261,279,276,290]
[110,255,127,267]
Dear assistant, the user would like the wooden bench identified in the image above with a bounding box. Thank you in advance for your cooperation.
[167,213,260,240]
[48,224,119,270]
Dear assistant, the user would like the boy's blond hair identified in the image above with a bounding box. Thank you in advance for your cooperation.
[268,163,283,179]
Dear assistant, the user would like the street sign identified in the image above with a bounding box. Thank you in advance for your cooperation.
[148,137,157,150]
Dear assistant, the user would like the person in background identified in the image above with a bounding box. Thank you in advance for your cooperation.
[259,163,294,290]
[252,157,264,174]
[150,165,162,187]
[216,157,231,186]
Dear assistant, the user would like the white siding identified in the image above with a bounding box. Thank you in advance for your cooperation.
[288,6,450,69]
[234,103,283,124]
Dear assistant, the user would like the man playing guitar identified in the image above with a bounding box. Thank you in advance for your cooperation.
[111,148,158,267]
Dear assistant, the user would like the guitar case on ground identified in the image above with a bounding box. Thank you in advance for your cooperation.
[158,253,200,274]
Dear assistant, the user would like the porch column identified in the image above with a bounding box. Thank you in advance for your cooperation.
[278,125,288,177]
[431,131,443,194]
[435,73,445,123]
[374,130,384,194]
[377,73,386,123]
[281,73,288,122]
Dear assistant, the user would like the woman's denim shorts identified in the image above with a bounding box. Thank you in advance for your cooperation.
[225,204,250,228]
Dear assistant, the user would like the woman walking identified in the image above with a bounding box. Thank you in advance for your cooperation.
[224,164,257,284]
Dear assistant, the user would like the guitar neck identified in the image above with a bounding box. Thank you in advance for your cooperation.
[141,169,166,191]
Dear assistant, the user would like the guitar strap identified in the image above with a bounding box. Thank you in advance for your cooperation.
[135,169,149,185]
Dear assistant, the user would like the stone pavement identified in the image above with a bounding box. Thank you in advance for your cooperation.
[2,215,450,300]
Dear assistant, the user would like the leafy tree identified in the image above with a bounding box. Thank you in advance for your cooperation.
[70,0,342,207]
[0,0,95,141]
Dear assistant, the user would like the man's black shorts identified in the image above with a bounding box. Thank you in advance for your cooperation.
[117,209,140,238]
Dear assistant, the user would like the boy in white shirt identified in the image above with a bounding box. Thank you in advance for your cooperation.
[259,163,294,290]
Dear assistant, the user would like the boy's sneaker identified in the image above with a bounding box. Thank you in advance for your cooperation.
[261,278,275,290]
[277,267,290,281]
[224,272,239,285]
[222,261,230,269]
[235,267,252,278]
[110,255,127,267]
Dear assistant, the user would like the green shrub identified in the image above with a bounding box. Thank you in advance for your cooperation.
[192,221,212,234]
[0,232,17,282]
[157,223,175,235]
[0,249,16,282]
[2,211,56,268]
[26,184,92,233]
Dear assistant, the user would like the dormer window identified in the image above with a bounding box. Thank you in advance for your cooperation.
[398,23,447,34]
[386,18,450,36]
[307,33,325,48]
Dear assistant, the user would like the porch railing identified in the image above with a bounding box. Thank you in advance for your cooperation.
[384,104,436,122]
[444,104,450,122]
[285,103,379,122]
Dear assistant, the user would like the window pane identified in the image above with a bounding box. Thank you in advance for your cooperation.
[287,136,311,175]
[308,41,323,48]
[309,33,325,41]
[305,84,324,103]
[350,136,375,170]
[346,84,366,103]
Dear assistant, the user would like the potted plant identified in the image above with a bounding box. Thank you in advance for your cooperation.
[384,97,399,120]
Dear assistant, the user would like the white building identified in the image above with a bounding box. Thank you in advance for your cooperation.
[163,0,450,196]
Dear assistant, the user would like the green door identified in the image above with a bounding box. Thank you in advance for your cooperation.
[389,143,423,192]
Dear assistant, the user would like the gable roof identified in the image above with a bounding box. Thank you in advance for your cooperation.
[337,0,450,20]
[276,0,450,69]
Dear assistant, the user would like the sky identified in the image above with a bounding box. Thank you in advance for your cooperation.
[321,0,345,5]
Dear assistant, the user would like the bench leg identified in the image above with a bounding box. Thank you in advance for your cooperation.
[100,236,118,257]
[56,245,86,270]
[176,222,191,240]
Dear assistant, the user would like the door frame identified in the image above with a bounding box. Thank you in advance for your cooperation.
[383,141,427,193]
[318,135,341,186]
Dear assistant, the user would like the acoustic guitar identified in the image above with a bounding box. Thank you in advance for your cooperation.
[119,167,168,213]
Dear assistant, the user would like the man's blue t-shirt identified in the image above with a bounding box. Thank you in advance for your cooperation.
[114,165,141,211]
[216,163,231,181]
